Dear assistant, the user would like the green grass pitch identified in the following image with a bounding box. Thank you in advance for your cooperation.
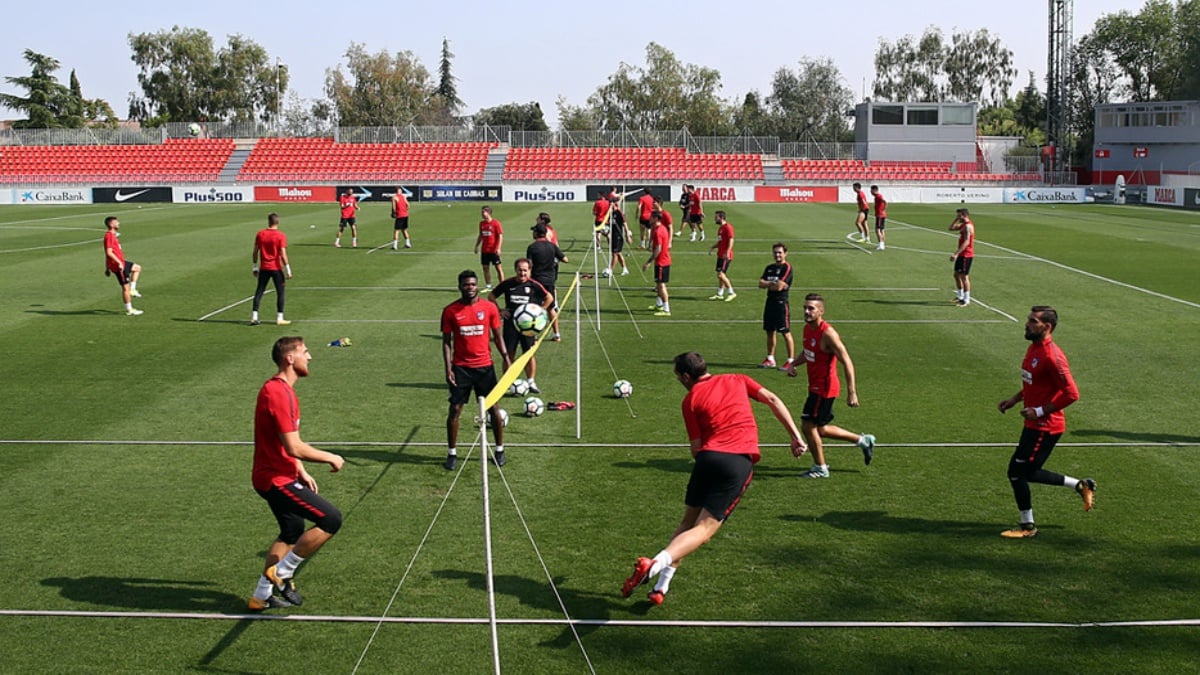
[1,200,1199,673]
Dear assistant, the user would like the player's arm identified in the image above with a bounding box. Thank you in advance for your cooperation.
[491,322,512,369]
[280,430,343,492]
[106,246,122,267]
[280,246,292,278]
[823,327,860,407]
[474,232,483,254]
[951,225,972,260]
[642,243,660,270]
[754,386,807,457]
[1023,351,1080,420]
[442,332,456,386]
[998,390,1024,413]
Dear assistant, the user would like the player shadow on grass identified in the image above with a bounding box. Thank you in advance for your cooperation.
[783,511,1030,538]
[25,308,122,316]
[41,576,240,612]
[433,569,618,647]
[854,298,950,307]
[1072,428,1200,445]
[612,457,694,474]
[385,381,445,391]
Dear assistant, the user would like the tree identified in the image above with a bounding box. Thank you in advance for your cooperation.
[473,102,547,131]
[1089,0,1197,101]
[584,42,732,134]
[324,43,438,127]
[731,91,773,136]
[128,26,284,125]
[281,91,336,137]
[1066,32,1121,166]
[873,29,945,102]
[944,29,1016,106]
[874,27,1014,105]
[765,58,853,141]
[433,37,464,118]
[555,96,597,131]
[0,50,74,128]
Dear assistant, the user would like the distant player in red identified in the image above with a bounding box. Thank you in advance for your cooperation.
[637,188,656,249]
[592,190,612,250]
[869,185,887,250]
[949,208,975,306]
[997,306,1093,538]
[535,212,559,245]
[852,182,871,244]
[474,205,505,290]
[251,212,292,326]
[391,188,411,250]
[102,216,143,315]
[441,269,512,470]
[335,190,358,248]
[686,184,705,242]
[621,351,805,605]
[247,336,345,611]
[786,293,876,478]
[642,210,673,316]
[707,211,736,301]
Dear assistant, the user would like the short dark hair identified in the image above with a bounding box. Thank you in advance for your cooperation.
[715,210,726,220]
[673,352,708,379]
[268,212,279,226]
[272,336,305,366]
[956,208,970,217]
[1031,305,1058,330]
[852,182,861,190]
[772,242,788,253]
[805,293,825,305]
[104,216,118,228]
[458,269,478,285]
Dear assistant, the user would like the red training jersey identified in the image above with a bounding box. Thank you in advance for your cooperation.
[441,298,502,368]
[252,377,302,492]
[688,191,703,216]
[255,228,287,271]
[392,193,409,218]
[546,224,559,246]
[651,224,672,266]
[873,192,887,218]
[659,210,674,229]
[958,219,975,257]
[478,218,503,254]
[802,320,840,398]
[339,194,358,218]
[855,188,869,211]
[716,222,734,259]
[593,197,611,224]
[638,193,655,221]
[103,230,124,273]
[1020,335,1079,434]
[681,373,765,463]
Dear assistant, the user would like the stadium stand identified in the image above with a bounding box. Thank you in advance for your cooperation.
[236,139,496,182]
[780,158,1039,183]
[503,147,765,182]
[0,138,234,184]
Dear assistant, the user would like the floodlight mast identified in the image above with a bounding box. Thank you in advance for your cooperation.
[1046,0,1073,176]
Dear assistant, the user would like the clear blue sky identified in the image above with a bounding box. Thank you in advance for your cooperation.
[0,0,1145,127]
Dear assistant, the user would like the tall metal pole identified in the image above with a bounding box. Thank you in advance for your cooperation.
[1046,0,1073,176]
[275,58,284,136]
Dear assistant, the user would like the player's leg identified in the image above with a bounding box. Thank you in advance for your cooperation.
[764,330,777,368]
[129,262,142,296]
[273,271,288,323]
[781,330,795,370]
[799,394,833,477]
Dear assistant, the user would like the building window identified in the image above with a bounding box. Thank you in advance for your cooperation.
[872,106,904,125]
[906,108,939,125]
[942,106,974,125]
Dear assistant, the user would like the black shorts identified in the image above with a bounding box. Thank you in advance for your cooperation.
[685,451,754,522]
[875,217,886,230]
[638,217,651,227]
[858,208,869,217]
[1010,427,1062,474]
[258,480,343,544]
[448,364,499,406]
[801,392,837,427]
[394,217,409,231]
[715,257,731,274]
[762,299,791,333]
[954,255,973,275]
[339,217,356,228]
[480,252,502,267]
[502,319,536,355]
[688,213,704,225]
[654,264,671,284]
[114,260,136,286]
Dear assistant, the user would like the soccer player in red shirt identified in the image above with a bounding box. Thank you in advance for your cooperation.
[686,184,705,242]
[786,293,876,478]
[852,182,871,244]
[251,212,292,326]
[870,185,887,251]
[997,306,1093,538]
[474,206,505,291]
[592,190,612,250]
[621,352,805,605]
[641,210,673,316]
[391,188,411,250]
[636,188,656,249]
[335,190,358,248]
[442,269,512,470]
[248,336,345,611]
[102,216,144,315]
[707,211,736,301]
[949,208,975,306]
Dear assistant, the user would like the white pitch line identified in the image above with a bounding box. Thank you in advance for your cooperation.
[287,318,1009,325]
[2,609,1197,629]
[197,293,261,321]
[2,440,1196,448]
[0,237,103,254]
[966,298,1019,322]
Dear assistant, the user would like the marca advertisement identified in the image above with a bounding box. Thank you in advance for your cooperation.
[1004,187,1088,204]
[336,185,419,202]
[687,185,757,203]
[174,186,256,204]
[755,186,839,203]
[419,185,502,202]
[94,187,173,203]
[15,187,93,205]
[1147,186,1185,207]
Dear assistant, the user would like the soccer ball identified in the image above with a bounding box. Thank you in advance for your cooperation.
[613,379,633,398]
[474,408,509,428]
[509,378,530,396]
[513,303,549,336]
[600,268,612,278]
[187,123,201,137]
[523,396,545,417]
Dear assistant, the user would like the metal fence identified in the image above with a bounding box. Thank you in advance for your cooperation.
[336,125,509,144]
